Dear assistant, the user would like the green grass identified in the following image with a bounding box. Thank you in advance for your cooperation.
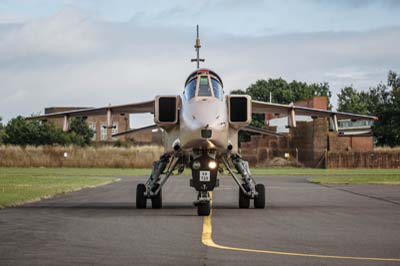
[249,167,400,184]
[0,167,139,208]
[250,167,399,176]
[1,167,399,208]
[308,175,400,185]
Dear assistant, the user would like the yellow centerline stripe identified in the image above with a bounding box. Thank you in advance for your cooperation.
[201,195,400,262]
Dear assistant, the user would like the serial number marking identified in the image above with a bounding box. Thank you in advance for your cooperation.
[200,171,210,182]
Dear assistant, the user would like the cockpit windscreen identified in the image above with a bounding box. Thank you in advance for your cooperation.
[198,77,212,97]
[184,78,197,100]
[184,74,224,100]
[211,78,223,100]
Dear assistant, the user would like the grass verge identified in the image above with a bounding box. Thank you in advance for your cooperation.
[0,167,134,208]
[308,175,400,185]
[249,167,400,184]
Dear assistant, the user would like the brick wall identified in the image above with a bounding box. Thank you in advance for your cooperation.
[294,96,328,110]
[328,133,373,152]
[241,115,374,168]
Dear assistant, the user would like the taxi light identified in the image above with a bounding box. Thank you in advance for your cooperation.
[208,161,217,169]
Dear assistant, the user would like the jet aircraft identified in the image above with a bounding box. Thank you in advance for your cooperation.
[28,26,377,216]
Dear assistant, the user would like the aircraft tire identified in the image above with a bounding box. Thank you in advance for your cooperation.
[136,183,147,209]
[151,184,162,209]
[197,201,210,216]
[254,184,266,209]
[239,188,250,209]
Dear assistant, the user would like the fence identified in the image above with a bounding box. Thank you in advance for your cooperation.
[327,151,400,168]
[241,146,400,168]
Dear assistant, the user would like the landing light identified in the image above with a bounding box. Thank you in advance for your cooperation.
[208,161,217,169]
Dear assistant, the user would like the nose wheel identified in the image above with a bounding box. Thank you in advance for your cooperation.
[197,201,211,216]
[195,191,211,216]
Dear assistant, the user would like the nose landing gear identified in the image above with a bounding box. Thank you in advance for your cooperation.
[190,150,218,216]
[195,191,211,216]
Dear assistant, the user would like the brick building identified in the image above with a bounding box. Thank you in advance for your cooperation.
[241,96,374,167]
[45,107,129,142]
[44,107,163,144]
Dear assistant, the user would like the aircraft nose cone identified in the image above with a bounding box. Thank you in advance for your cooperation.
[191,108,222,129]
[182,98,227,133]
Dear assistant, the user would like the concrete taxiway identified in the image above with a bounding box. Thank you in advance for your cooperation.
[0,175,399,266]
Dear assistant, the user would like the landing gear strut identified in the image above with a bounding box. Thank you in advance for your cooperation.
[136,154,180,209]
[222,154,266,209]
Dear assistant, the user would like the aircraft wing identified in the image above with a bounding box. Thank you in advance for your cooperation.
[239,126,283,137]
[27,100,154,120]
[112,124,159,137]
[251,100,378,121]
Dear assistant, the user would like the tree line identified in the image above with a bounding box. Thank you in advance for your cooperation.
[231,78,332,128]
[336,71,399,147]
[232,70,399,147]
[0,117,93,146]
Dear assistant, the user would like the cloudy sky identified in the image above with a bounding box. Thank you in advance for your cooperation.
[0,0,399,126]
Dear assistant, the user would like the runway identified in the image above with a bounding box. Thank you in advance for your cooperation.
[1,175,399,266]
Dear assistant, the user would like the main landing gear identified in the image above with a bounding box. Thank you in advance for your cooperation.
[136,151,265,214]
[222,154,266,209]
[136,154,180,209]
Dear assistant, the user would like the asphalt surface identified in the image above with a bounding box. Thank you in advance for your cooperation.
[1,174,400,266]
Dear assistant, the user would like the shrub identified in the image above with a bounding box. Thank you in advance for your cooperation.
[3,116,94,146]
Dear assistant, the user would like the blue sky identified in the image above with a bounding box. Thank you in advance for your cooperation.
[0,0,399,125]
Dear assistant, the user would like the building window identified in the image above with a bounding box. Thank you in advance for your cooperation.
[88,122,97,141]
[112,122,119,140]
[100,123,107,141]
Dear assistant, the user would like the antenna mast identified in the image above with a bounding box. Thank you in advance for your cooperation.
[191,25,205,69]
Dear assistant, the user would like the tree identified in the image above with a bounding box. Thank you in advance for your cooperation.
[337,86,371,114]
[68,118,94,146]
[3,116,94,146]
[0,116,4,144]
[337,70,400,147]
[241,78,332,107]
[231,78,332,128]
[372,71,400,147]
